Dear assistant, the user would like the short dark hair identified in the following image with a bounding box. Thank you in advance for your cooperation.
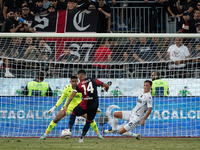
[154,71,160,77]
[37,71,45,80]
[77,70,86,75]
[97,37,107,45]
[39,38,46,42]
[71,75,78,80]
[7,9,14,14]
[89,2,96,7]
[108,37,117,42]
[67,0,74,3]
[64,44,70,50]
[144,80,152,86]
[36,0,43,2]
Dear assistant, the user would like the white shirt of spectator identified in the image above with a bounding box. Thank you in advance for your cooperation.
[167,44,190,61]
[131,92,152,119]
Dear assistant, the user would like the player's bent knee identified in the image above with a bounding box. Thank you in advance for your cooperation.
[113,111,122,119]
[119,127,126,135]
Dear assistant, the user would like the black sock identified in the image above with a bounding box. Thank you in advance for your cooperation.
[81,120,91,139]
[69,114,76,132]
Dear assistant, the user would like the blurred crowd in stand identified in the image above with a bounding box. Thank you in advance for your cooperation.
[0,0,200,33]
[0,0,200,78]
[0,36,200,78]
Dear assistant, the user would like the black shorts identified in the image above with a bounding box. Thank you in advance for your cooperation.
[72,104,97,121]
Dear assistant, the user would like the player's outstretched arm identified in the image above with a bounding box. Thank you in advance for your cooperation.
[47,91,67,114]
[141,107,152,126]
[62,91,76,112]
[102,83,109,92]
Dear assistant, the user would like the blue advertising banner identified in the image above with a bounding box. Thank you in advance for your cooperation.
[0,97,200,137]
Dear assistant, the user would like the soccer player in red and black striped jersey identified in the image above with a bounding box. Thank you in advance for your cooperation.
[62,69,109,143]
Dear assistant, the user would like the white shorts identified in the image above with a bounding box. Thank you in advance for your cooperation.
[122,111,141,131]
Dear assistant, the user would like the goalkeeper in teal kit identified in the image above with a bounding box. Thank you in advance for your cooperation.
[39,76,103,140]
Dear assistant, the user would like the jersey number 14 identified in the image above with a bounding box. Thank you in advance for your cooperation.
[81,82,94,95]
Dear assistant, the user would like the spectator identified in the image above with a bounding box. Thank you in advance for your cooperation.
[24,46,40,69]
[93,38,112,78]
[124,37,137,63]
[50,0,58,10]
[21,5,31,19]
[74,0,90,9]
[187,0,198,14]
[37,51,51,73]
[43,0,51,9]
[88,2,96,10]
[3,0,23,19]
[31,0,47,16]
[96,0,111,33]
[67,0,75,9]
[1,9,22,33]
[57,0,67,10]
[38,39,52,58]
[132,37,159,77]
[12,8,24,32]
[181,0,192,13]
[123,37,137,72]
[59,44,78,63]
[160,37,171,61]
[24,37,34,49]
[151,37,165,61]
[178,86,192,96]
[191,9,200,25]
[178,11,196,33]
[58,44,78,76]
[0,37,24,77]
[133,37,159,62]
[197,1,200,10]
[24,0,36,10]
[151,71,169,97]
[167,0,182,18]
[108,37,123,62]
[23,71,53,96]
[196,22,200,33]
[108,37,125,77]
[167,37,190,72]
[192,42,200,68]
[47,4,56,13]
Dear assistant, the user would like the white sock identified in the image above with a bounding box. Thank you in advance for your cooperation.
[5,68,10,73]
[112,117,118,131]
[122,132,137,137]
[0,60,3,67]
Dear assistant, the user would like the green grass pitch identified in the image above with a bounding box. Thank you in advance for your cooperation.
[0,137,199,150]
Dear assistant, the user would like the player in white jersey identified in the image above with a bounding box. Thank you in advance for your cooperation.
[105,80,152,140]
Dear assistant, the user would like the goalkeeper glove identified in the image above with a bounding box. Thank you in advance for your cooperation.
[97,108,102,114]
[47,105,57,114]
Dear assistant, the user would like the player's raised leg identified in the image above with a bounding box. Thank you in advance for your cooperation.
[105,111,122,133]
[39,110,66,140]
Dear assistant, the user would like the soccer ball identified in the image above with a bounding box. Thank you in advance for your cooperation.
[61,129,71,139]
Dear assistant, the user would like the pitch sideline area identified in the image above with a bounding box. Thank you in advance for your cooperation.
[0,138,199,150]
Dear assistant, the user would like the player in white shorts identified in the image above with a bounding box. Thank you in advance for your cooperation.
[105,80,153,140]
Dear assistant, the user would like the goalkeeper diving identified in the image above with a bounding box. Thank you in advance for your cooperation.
[39,75,103,140]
